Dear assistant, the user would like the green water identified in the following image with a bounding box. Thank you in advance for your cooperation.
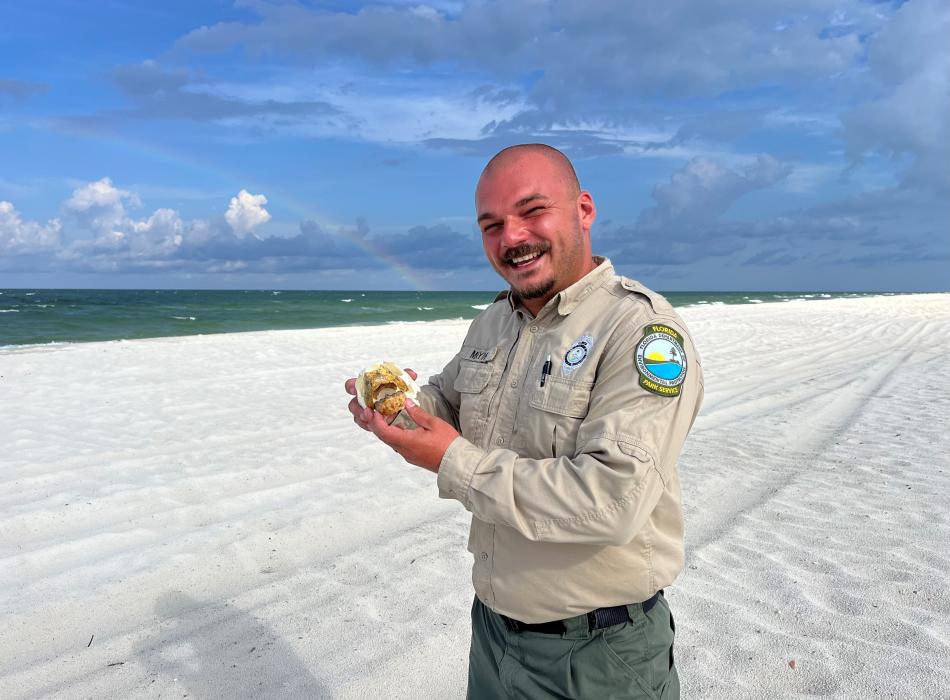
[0,289,889,347]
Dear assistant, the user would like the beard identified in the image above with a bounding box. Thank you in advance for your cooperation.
[516,277,556,300]
[501,242,555,300]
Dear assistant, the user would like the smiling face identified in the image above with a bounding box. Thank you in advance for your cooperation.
[475,146,596,315]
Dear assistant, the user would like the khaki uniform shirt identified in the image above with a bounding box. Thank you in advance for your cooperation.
[418,258,704,623]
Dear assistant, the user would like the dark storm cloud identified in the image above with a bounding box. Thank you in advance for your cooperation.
[596,154,947,270]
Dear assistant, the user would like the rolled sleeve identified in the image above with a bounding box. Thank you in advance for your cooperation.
[436,436,481,505]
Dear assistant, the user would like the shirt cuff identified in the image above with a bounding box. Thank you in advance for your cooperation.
[436,436,482,507]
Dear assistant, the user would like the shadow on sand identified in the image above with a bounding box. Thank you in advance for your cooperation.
[135,591,332,699]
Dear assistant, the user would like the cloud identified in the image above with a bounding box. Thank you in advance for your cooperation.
[0,179,485,276]
[593,155,790,266]
[65,61,343,130]
[637,155,791,233]
[0,78,49,100]
[3,168,944,286]
[381,223,484,268]
[55,178,214,264]
[65,177,142,242]
[128,209,187,257]
[595,154,947,271]
[0,201,61,253]
[225,190,271,237]
[169,0,889,152]
[841,0,950,193]
[175,1,878,100]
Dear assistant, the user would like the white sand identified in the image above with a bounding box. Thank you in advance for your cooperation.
[2,293,949,699]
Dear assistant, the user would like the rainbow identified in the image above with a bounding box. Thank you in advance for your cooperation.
[54,124,432,289]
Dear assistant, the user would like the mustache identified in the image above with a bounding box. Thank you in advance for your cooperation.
[502,243,550,262]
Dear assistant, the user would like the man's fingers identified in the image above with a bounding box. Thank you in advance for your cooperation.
[367,410,408,446]
[403,368,418,380]
[344,377,357,395]
[402,398,432,428]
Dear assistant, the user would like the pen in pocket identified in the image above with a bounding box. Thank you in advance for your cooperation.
[539,354,552,387]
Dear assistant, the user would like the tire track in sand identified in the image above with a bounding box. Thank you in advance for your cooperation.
[686,318,928,553]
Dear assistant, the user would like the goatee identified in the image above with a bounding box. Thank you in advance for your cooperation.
[516,278,556,300]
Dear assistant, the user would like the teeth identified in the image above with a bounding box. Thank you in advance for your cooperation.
[510,252,541,265]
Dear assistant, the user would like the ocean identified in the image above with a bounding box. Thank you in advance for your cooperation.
[0,288,889,348]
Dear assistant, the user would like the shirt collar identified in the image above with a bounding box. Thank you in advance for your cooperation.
[502,256,613,317]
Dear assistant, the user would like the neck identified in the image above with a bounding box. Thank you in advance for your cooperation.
[519,257,599,316]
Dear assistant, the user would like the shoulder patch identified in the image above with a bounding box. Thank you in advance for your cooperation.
[635,323,687,397]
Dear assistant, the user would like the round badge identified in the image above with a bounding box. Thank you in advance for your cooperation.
[635,324,687,397]
[561,334,594,376]
[565,342,588,366]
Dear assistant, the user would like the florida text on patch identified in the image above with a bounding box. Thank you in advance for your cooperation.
[635,324,687,397]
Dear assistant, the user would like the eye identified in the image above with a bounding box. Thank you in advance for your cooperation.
[482,222,501,234]
[524,206,545,216]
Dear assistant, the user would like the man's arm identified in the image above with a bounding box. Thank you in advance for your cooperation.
[413,352,463,430]
[373,316,704,546]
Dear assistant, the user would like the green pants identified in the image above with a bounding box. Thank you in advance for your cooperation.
[467,595,679,700]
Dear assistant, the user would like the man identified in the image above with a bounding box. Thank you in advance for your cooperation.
[345,144,703,699]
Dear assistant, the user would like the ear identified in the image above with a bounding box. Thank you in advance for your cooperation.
[577,191,596,234]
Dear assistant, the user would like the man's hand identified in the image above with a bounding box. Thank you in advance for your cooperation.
[366,399,459,473]
[344,368,418,430]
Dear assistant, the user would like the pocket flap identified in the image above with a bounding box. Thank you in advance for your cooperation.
[454,363,493,393]
[460,344,498,363]
[529,376,593,418]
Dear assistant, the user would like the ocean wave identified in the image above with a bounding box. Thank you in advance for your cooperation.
[0,309,20,313]
[747,299,764,304]
[417,306,434,311]
[340,298,353,302]
[471,303,491,310]
[386,317,468,326]
[172,316,196,321]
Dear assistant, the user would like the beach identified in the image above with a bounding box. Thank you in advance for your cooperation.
[2,293,949,699]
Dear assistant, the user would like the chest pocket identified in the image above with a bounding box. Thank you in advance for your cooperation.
[454,344,498,393]
[528,376,593,458]
[529,376,593,418]
[453,344,499,442]
[454,363,493,394]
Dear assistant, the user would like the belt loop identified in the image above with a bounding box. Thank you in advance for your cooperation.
[561,612,592,640]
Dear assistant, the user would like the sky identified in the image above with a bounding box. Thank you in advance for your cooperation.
[1,0,947,292]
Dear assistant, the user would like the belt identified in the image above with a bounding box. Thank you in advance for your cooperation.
[500,590,662,635]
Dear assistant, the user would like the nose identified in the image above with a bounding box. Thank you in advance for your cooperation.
[499,216,529,249]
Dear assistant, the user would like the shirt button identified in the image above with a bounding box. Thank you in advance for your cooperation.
[530,325,539,333]
[480,552,489,561]
[510,380,518,388]
[495,436,504,445]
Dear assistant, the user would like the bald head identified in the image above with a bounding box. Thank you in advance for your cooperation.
[478,144,580,198]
